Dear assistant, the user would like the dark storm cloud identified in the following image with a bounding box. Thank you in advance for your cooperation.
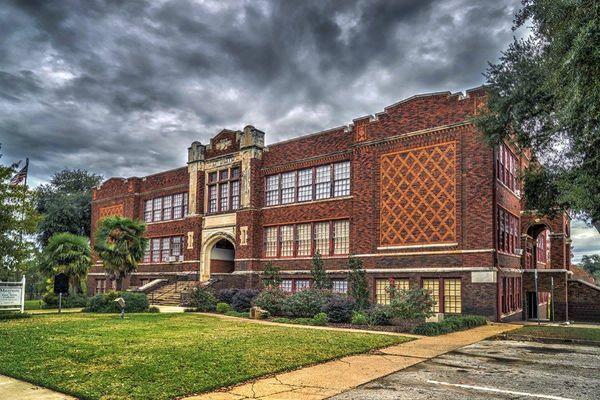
[1,0,522,185]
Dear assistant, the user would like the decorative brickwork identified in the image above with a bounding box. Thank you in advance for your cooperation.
[98,204,123,219]
[379,142,457,247]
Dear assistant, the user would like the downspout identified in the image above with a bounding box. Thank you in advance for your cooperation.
[492,144,501,322]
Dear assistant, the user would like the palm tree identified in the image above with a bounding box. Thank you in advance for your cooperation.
[41,232,91,294]
[93,216,147,291]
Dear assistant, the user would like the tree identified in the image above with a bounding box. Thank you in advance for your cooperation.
[36,169,103,246]
[262,262,282,288]
[93,216,147,291]
[0,148,39,281]
[310,251,332,290]
[579,255,600,284]
[40,233,91,294]
[473,0,600,232]
[347,256,369,309]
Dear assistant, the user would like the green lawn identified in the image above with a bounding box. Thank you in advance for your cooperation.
[0,313,409,400]
[24,299,44,310]
[513,325,600,342]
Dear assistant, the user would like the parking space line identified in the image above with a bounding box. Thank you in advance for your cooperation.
[426,380,575,400]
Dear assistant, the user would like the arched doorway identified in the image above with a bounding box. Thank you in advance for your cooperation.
[210,239,235,273]
[200,233,236,281]
[524,223,552,320]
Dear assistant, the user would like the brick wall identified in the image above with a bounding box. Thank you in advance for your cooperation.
[568,280,600,322]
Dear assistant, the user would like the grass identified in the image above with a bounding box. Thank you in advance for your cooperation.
[513,325,600,342]
[25,299,44,310]
[0,313,409,400]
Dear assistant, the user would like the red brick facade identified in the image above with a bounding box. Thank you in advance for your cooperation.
[89,87,580,321]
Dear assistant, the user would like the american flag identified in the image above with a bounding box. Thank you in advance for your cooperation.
[10,158,29,186]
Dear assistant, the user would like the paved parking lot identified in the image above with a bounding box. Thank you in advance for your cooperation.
[332,339,600,399]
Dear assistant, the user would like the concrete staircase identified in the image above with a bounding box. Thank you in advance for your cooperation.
[148,280,198,306]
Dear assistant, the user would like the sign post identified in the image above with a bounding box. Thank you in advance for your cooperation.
[0,275,26,313]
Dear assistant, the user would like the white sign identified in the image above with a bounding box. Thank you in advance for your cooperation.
[0,276,26,313]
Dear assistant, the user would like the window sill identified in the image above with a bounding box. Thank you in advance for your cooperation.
[262,195,353,210]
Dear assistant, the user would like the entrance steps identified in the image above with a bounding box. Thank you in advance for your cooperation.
[148,280,198,306]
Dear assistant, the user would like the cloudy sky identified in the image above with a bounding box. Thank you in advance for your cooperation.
[1,0,598,260]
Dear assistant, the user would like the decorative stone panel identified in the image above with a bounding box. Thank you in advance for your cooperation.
[98,204,123,219]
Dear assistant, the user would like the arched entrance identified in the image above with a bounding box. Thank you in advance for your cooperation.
[200,233,236,281]
[524,223,552,320]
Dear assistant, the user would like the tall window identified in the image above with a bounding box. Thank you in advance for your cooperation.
[422,279,441,313]
[536,231,548,263]
[497,207,519,254]
[265,161,351,206]
[314,222,330,255]
[333,220,349,254]
[265,220,349,258]
[145,236,185,263]
[144,193,188,222]
[265,227,278,257]
[497,143,518,192]
[280,225,294,257]
[296,224,311,256]
[207,167,240,213]
[501,276,522,314]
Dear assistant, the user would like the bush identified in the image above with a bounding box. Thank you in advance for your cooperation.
[84,291,149,313]
[148,306,160,313]
[187,286,217,311]
[0,312,31,321]
[217,288,240,304]
[411,315,487,336]
[253,288,287,316]
[312,312,329,326]
[389,287,435,320]
[282,289,328,318]
[224,310,248,318]
[42,292,88,309]
[322,295,355,323]
[351,311,368,325]
[230,289,260,312]
[216,302,231,314]
[367,305,393,326]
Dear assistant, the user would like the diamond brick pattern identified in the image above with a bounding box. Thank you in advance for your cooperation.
[380,142,457,246]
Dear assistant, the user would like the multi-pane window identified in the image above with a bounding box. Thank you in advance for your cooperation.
[280,225,294,257]
[497,143,519,192]
[264,220,349,257]
[265,161,350,206]
[332,280,348,294]
[295,280,311,291]
[315,165,331,200]
[146,236,185,263]
[96,279,106,294]
[144,193,188,222]
[422,279,441,313]
[444,279,462,314]
[497,207,519,254]
[375,279,409,305]
[265,227,278,257]
[536,231,548,263]
[296,224,311,256]
[333,220,349,255]
[501,276,522,314]
[314,222,330,255]
[281,172,296,204]
[206,167,241,213]
[334,162,350,196]
[279,279,293,293]
[298,169,313,202]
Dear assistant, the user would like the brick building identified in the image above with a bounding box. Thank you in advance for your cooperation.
[90,87,598,322]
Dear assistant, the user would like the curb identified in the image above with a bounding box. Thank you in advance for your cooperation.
[494,333,600,347]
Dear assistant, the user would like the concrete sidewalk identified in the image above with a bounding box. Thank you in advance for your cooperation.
[184,323,520,400]
[0,375,75,400]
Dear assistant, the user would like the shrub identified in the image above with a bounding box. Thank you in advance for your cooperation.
[282,289,328,318]
[84,291,149,313]
[0,312,31,321]
[262,262,282,288]
[351,311,368,325]
[216,302,231,314]
[42,292,87,309]
[412,322,444,336]
[186,286,217,312]
[310,252,332,289]
[271,317,292,324]
[217,288,240,304]
[224,310,248,318]
[253,288,287,316]
[230,289,260,312]
[348,257,370,310]
[148,306,160,313]
[312,312,329,326]
[367,305,393,326]
[322,295,356,323]
[411,315,487,336]
[389,287,435,320]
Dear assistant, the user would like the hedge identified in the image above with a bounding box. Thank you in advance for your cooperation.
[412,315,487,336]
